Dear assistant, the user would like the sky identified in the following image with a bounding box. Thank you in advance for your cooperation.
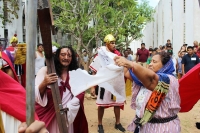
[138,0,160,8]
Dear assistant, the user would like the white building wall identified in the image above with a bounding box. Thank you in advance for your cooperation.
[153,6,159,48]
[129,40,142,54]
[172,0,184,55]
[0,1,5,38]
[141,0,200,57]
[185,0,194,45]
[193,0,200,42]
[0,0,24,44]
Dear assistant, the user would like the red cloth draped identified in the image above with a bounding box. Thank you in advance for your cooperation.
[35,73,88,133]
[113,49,121,56]
[0,52,38,122]
[179,63,200,112]
[0,70,38,122]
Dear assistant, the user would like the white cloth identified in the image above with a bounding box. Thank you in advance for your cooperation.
[35,66,80,133]
[69,46,126,103]
[52,46,58,53]
[172,57,177,75]
[35,51,45,75]
[1,110,21,133]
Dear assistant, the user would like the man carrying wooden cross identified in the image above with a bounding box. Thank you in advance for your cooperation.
[35,46,88,133]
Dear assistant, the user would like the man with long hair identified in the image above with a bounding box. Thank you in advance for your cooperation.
[35,46,88,133]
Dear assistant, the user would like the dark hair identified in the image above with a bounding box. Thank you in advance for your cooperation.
[154,47,158,51]
[149,48,153,51]
[54,46,78,76]
[124,49,128,53]
[141,43,145,46]
[37,43,43,48]
[155,51,171,66]
[167,49,173,55]
[127,47,131,50]
[187,46,194,50]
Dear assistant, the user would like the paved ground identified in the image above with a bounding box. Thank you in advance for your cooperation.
[84,95,200,133]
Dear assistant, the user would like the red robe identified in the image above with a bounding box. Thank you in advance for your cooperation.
[35,73,88,133]
[0,52,38,121]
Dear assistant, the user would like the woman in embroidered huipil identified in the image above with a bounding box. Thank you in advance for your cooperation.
[114,51,181,133]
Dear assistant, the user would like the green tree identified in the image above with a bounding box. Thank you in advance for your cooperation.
[50,0,154,67]
[0,0,19,26]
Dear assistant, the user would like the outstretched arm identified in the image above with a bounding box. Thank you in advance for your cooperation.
[114,56,159,91]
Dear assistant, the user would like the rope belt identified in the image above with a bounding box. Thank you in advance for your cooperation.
[135,115,177,124]
[134,115,178,133]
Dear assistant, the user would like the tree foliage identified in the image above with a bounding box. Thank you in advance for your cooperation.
[50,0,154,57]
[0,0,19,26]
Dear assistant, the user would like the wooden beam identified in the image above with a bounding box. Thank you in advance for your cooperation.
[37,0,68,132]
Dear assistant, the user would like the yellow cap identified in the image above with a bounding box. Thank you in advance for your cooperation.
[104,34,116,44]
[10,36,18,43]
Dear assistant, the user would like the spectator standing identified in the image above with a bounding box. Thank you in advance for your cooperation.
[124,50,132,61]
[130,51,136,62]
[81,50,89,71]
[181,46,200,75]
[136,43,149,67]
[167,50,177,76]
[35,44,45,76]
[166,43,173,51]
[146,48,156,68]
[193,41,198,48]
[165,39,172,46]
[177,51,185,79]
[126,48,133,61]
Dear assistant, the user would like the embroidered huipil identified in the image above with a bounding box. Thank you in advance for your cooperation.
[127,75,181,133]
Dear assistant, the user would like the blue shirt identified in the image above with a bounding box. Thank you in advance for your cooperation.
[181,54,199,73]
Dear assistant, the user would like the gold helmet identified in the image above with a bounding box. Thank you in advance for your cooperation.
[104,34,116,44]
[10,36,18,43]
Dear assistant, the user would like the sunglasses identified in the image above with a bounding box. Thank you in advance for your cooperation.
[110,42,116,44]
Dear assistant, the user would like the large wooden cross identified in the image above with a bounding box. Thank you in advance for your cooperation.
[37,0,68,132]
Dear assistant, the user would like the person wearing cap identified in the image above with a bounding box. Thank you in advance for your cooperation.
[6,36,18,62]
[35,44,45,76]
[90,34,126,133]
[6,36,24,80]
[136,43,149,67]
